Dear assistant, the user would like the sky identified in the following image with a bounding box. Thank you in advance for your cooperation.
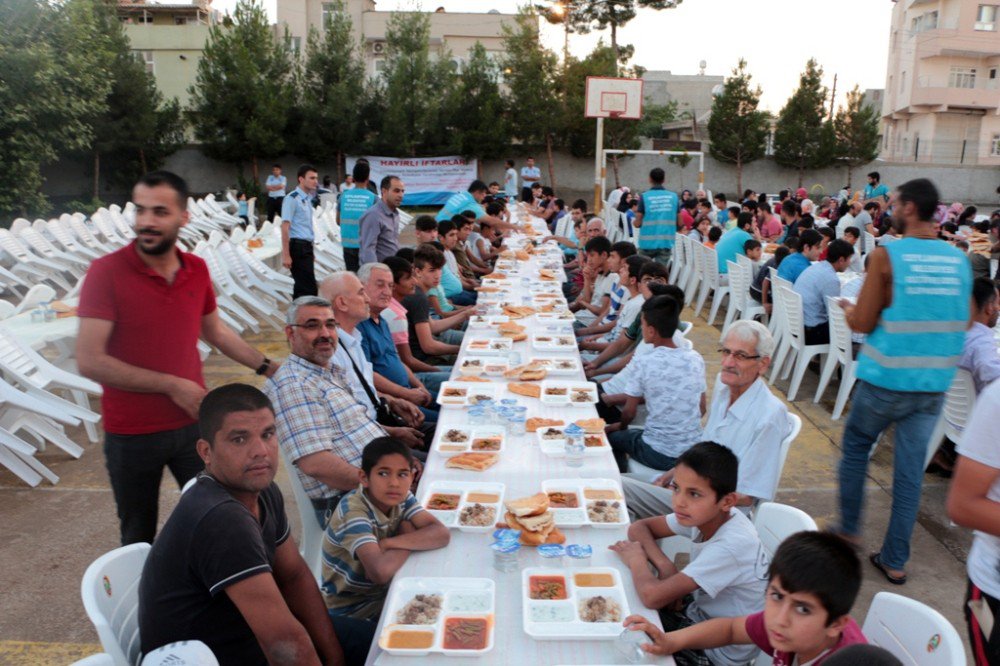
[214,0,894,113]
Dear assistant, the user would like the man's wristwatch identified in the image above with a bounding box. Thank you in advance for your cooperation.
[255,357,272,376]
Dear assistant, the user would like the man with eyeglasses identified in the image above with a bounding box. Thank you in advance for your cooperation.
[265,296,401,527]
[622,320,790,520]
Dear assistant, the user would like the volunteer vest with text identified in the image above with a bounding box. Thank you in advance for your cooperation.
[338,188,378,249]
[638,189,678,250]
[857,237,971,392]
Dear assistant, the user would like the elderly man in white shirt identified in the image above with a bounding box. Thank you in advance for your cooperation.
[622,320,791,519]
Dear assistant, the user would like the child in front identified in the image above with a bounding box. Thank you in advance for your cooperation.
[321,437,450,663]
[610,441,769,666]
[622,531,867,665]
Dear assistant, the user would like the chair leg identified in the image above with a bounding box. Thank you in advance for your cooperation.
[780,347,797,380]
[0,446,44,486]
[694,281,711,317]
[70,389,99,444]
[832,365,856,420]
[813,353,839,403]
[787,350,813,401]
[769,340,790,385]
[708,288,729,326]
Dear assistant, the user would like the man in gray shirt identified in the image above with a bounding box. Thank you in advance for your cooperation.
[359,175,404,264]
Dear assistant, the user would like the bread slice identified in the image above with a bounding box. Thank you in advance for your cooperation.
[518,369,547,381]
[526,417,564,432]
[574,418,606,434]
[508,382,541,399]
[453,375,490,383]
[515,510,554,532]
[445,452,499,472]
[505,492,549,518]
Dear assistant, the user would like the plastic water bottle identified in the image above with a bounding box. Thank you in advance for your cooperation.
[564,424,585,467]
[491,528,522,572]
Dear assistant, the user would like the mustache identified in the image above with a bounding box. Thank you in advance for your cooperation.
[135,227,163,236]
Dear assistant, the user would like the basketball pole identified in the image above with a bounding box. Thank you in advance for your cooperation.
[593,116,604,215]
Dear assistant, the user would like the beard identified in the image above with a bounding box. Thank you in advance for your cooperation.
[135,228,178,256]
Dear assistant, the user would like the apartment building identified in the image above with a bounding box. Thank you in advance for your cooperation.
[882,0,1000,165]
[276,0,518,78]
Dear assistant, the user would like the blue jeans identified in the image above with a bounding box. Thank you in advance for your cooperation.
[608,428,679,474]
[641,248,672,265]
[449,289,478,306]
[438,329,464,346]
[837,380,945,570]
[415,370,451,397]
[328,612,376,666]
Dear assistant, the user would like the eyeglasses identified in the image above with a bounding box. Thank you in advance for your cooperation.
[290,319,338,331]
[718,348,761,361]
[641,277,667,284]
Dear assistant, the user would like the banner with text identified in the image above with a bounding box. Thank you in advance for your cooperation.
[346,155,478,206]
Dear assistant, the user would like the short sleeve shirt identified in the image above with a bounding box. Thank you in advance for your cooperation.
[77,244,216,434]
[440,265,464,298]
[504,168,518,196]
[139,477,290,665]
[744,611,867,665]
[357,316,411,389]
[958,381,1000,599]
[383,300,409,345]
[521,165,541,184]
[322,487,425,620]
[401,288,434,362]
[776,252,811,284]
[436,191,485,222]
[266,174,286,198]
[281,187,315,241]
[625,346,706,457]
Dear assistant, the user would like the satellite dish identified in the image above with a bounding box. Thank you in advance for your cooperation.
[712,84,724,97]
[699,60,707,69]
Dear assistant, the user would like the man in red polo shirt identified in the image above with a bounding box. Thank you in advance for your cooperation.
[77,171,280,545]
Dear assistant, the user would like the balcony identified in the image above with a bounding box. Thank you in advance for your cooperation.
[909,75,1000,110]
[915,21,1000,59]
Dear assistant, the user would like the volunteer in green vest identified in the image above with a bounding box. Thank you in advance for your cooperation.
[338,161,378,273]
[837,177,972,586]
[633,167,678,265]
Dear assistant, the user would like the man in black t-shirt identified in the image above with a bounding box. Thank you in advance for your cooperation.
[400,244,469,364]
[139,384,346,666]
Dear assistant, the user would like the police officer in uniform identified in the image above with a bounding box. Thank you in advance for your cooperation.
[633,167,679,266]
[280,164,319,298]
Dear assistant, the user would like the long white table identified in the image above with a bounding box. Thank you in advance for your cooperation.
[365,209,673,665]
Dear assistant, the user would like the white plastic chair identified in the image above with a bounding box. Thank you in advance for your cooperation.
[12,284,57,316]
[70,654,116,666]
[47,219,103,261]
[695,246,730,325]
[279,445,324,579]
[683,238,703,306]
[80,542,151,666]
[0,229,73,291]
[752,501,817,558]
[668,232,687,285]
[0,301,14,319]
[814,297,858,419]
[862,591,966,665]
[17,226,90,276]
[923,369,976,470]
[69,216,115,255]
[720,260,765,340]
[141,641,219,666]
[772,286,829,401]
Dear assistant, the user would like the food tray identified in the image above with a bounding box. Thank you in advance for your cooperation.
[419,480,505,532]
[534,311,576,324]
[437,382,498,408]
[467,314,509,330]
[481,278,513,288]
[535,426,609,457]
[539,478,628,529]
[539,381,599,405]
[457,356,508,377]
[532,334,577,352]
[521,567,630,640]
[379,577,496,656]
[465,337,513,356]
[528,357,580,376]
[432,426,506,458]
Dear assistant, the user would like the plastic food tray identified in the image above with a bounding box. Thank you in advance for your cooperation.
[534,311,576,324]
[433,426,506,458]
[535,426,609,457]
[378,577,495,656]
[419,480,506,532]
[539,478,628,529]
[521,567,630,640]
[465,337,513,356]
[528,357,580,376]
[532,334,577,352]
[539,381,599,406]
[437,382,498,408]
[467,314,510,330]
[457,356,508,377]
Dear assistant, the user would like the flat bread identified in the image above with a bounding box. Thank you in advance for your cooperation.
[453,375,491,383]
[476,286,501,293]
[483,272,506,280]
[501,332,528,342]
[508,382,541,399]
[505,493,550,518]
[498,321,525,335]
[526,417,564,432]
[445,452,499,471]
[574,418,606,434]
[515,250,531,261]
[518,368,547,381]
[539,268,558,281]
[503,305,536,319]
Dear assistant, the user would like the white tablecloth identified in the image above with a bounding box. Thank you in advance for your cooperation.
[366,209,673,665]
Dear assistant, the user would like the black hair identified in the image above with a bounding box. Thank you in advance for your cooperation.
[413,243,445,270]
[742,188,755,199]
[799,228,823,249]
[639,261,670,282]
[640,294,680,338]
[645,282,684,304]
[743,239,761,253]
[683,198,697,211]
[867,171,880,182]
[380,174,400,191]
[352,161,370,182]
[415,215,437,232]
[772,245,791,267]
[136,170,189,208]
[453,216,473,229]
[610,241,637,259]
[584,236,612,255]
[778,189,790,201]
[742,200,759,213]
[383,255,412,285]
[437,220,456,237]
[272,163,282,169]
[395,247,415,263]
[708,227,722,242]
[826,239,854,264]
[675,441,738,499]
[622,254,649,281]
[696,198,712,209]
[783,236,801,252]
[768,531,861,623]
[823,645,902,666]
[199,383,274,446]
[896,178,939,221]
[571,198,588,212]
[817,225,835,241]
[322,176,331,187]
[736,212,754,230]
[485,202,503,217]
[531,182,543,190]
[468,179,488,194]
[863,201,880,213]
[781,199,799,216]
[297,164,316,180]
[488,181,500,188]
[541,186,554,197]
[837,201,851,218]
[505,159,514,168]
[758,201,772,214]
[429,240,445,251]
[958,206,978,224]
[361,436,415,475]
[974,219,990,234]
[553,198,565,211]
[713,192,726,202]
[727,206,741,217]
[649,167,665,185]
[973,276,998,310]
[842,226,861,240]
[799,214,815,229]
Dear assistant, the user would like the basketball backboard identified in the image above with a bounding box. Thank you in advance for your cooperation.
[585,76,644,119]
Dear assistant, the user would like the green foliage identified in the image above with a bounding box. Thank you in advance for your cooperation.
[570,0,682,64]
[297,0,366,173]
[834,85,881,176]
[707,59,769,193]
[772,58,835,184]
[667,147,693,168]
[450,43,511,161]
[61,197,107,217]
[636,100,679,139]
[188,0,293,180]
[500,11,561,152]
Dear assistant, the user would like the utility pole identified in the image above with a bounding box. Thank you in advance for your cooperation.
[829,72,838,121]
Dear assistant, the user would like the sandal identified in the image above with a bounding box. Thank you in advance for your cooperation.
[869,552,907,585]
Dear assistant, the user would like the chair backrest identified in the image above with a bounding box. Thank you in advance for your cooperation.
[863,230,876,255]
[752,501,817,558]
[10,218,32,234]
[278,446,324,578]
[943,368,975,439]
[0,229,32,260]
[80,542,151,666]
[13,284,57,315]
[777,286,805,341]
[726,260,747,310]
[862,591,966,665]
[775,413,801,498]
[826,296,854,362]
[702,246,720,284]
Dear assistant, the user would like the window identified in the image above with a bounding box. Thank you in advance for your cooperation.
[286,36,301,56]
[134,50,154,75]
[135,13,152,24]
[949,66,977,88]
[924,11,938,29]
[321,2,335,28]
[976,5,997,30]
[992,134,1000,156]
[373,58,387,77]
[174,16,189,25]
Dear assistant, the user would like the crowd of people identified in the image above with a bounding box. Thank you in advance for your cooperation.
[71,160,1000,665]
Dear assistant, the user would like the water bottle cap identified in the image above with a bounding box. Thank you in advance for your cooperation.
[491,540,521,554]
[537,544,566,558]
[565,424,584,435]
[492,528,521,543]
[566,544,593,558]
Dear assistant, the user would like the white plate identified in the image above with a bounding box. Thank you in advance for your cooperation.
[432,426,506,458]
[539,381,599,406]
[536,427,609,458]
[532,334,577,352]
[437,382,498,408]
[528,357,581,376]
[379,577,496,655]
[522,567,630,640]
[465,337,513,356]
[467,315,509,330]
[540,479,628,529]
[418,481,506,533]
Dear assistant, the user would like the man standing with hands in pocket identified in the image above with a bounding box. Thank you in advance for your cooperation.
[281,164,320,298]
[77,171,280,546]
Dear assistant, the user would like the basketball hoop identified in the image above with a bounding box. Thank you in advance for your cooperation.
[607,111,623,119]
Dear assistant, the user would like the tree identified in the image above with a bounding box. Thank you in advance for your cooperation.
[297,0,366,182]
[188,0,293,185]
[772,58,835,187]
[707,59,769,195]
[833,85,881,189]
[0,0,111,217]
[636,100,679,139]
[571,0,682,65]
[449,42,511,169]
[500,10,562,188]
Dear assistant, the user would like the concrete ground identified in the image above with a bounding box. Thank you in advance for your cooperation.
[0,297,974,664]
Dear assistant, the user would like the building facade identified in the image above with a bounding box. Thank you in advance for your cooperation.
[882,0,1000,165]
[276,0,518,78]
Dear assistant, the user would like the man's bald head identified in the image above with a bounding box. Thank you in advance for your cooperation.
[586,216,606,239]
[319,271,370,328]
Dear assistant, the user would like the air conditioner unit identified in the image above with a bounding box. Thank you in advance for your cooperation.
[372,41,386,55]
